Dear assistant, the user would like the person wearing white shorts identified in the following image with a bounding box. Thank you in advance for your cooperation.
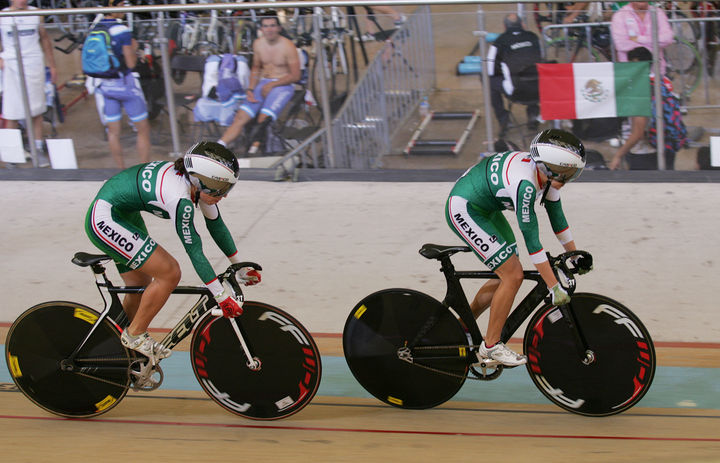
[0,0,57,167]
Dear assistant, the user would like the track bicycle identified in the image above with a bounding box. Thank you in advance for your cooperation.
[343,244,655,417]
[5,252,322,420]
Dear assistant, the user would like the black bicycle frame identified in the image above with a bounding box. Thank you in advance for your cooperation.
[435,254,550,346]
[67,262,218,363]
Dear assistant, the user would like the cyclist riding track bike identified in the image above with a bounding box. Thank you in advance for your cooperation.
[445,129,588,367]
[343,245,656,416]
[84,141,258,363]
[6,255,322,419]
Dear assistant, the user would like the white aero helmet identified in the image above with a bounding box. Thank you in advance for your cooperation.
[184,141,240,197]
[529,129,586,183]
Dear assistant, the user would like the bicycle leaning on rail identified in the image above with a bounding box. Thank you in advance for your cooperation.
[5,253,322,420]
[343,244,655,417]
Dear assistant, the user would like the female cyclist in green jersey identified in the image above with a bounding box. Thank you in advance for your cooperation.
[446,129,590,366]
[85,142,260,363]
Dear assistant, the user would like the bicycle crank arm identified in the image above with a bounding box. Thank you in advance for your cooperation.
[130,359,163,392]
[469,359,504,381]
[475,359,501,369]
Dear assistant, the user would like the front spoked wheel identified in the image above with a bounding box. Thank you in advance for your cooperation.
[343,289,470,409]
[5,302,134,418]
[524,293,656,416]
[190,301,321,420]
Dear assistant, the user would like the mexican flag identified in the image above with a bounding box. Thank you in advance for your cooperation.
[538,62,651,120]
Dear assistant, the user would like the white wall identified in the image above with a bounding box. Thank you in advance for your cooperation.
[1,180,717,342]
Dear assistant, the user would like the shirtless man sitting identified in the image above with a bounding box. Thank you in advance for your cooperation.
[218,11,301,154]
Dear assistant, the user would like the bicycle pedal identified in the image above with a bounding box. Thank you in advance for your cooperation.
[473,358,501,369]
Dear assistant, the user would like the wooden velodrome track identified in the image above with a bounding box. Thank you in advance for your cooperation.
[2,324,719,462]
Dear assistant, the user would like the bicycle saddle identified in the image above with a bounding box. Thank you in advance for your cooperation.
[419,244,471,260]
[72,252,112,267]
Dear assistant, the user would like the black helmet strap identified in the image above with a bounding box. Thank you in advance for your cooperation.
[539,178,552,206]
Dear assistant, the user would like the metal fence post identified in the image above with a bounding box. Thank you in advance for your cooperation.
[477,7,494,154]
[157,12,182,157]
[313,7,335,168]
[651,5,665,170]
[12,21,38,166]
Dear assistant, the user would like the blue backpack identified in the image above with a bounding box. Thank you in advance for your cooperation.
[82,23,122,78]
[215,54,243,102]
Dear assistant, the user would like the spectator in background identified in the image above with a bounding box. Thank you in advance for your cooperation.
[609,46,687,170]
[218,11,300,155]
[611,1,673,75]
[0,0,57,167]
[90,0,151,169]
[487,14,543,137]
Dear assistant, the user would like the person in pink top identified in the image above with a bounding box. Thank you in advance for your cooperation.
[610,2,674,75]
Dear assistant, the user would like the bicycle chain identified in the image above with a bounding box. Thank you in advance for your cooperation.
[72,355,141,390]
[397,355,471,380]
[75,356,133,362]
[399,344,503,381]
[72,370,131,390]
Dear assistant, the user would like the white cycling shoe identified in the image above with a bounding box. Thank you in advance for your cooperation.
[475,341,527,367]
[121,330,172,364]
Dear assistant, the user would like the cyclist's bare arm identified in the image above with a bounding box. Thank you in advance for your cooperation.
[535,259,559,289]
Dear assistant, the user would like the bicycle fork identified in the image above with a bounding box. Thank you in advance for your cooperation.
[211,308,261,371]
[229,318,262,371]
[558,303,596,366]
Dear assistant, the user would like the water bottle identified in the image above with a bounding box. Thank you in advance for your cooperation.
[419,96,430,117]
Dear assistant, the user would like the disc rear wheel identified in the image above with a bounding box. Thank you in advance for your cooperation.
[343,289,470,409]
[6,302,133,418]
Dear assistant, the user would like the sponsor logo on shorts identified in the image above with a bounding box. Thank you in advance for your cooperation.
[95,220,135,253]
[453,213,497,254]
[486,243,516,270]
[129,238,156,270]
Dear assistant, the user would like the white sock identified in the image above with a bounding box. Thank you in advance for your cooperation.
[34,139,44,151]
[217,139,227,147]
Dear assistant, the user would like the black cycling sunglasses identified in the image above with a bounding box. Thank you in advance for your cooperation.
[199,180,235,198]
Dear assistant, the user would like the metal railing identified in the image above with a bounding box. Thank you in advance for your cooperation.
[1,1,439,172]
[271,4,434,174]
[1,1,714,173]
[329,6,433,169]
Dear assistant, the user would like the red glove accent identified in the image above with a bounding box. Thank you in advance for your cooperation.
[216,294,243,318]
